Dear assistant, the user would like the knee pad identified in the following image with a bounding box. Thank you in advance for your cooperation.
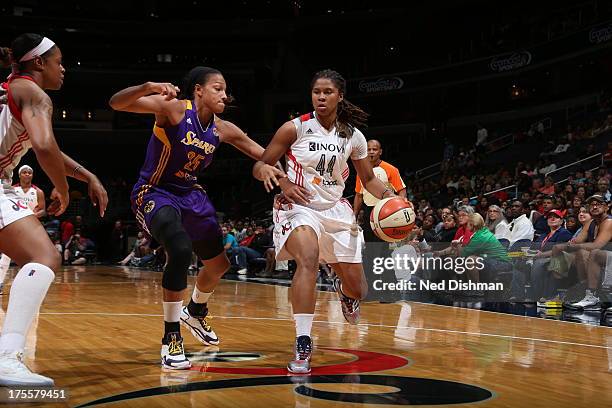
[151,207,192,291]
[193,235,224,261]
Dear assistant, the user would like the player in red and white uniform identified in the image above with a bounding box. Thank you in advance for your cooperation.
[253,69,396,374]
[0,165,46,294]
[0,33,107,387]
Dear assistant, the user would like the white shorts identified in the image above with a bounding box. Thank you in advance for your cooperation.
[0,183,34,230]
[273,198,363,264]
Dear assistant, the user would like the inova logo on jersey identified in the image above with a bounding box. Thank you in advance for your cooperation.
[308,142,346,154]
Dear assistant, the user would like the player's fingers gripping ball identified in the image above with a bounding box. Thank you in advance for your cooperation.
[369,197,416,242]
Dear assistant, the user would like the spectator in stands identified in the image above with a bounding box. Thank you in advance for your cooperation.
[529,209,573,301]
[461,213,511,287]
[563,195,612,310]
[64,231,92,265]
[435,207,452,233]
[576,186,587,201]
[596,178,611,202]
[538,177,555,195]
[239,227,255,247]
[422,215,438,243]
[222,226,243,273]
[532,195,554,238]
[604,141,612,164]
[110,220,127,263]
[475,123,488,154]
[61,217,74,246]
[485,205,511,240]
[507,200,535,248]
[119,231,151,266]
[573,206,592,239]
[565,215,579,235]
[433,206,474,257]
[437,215,458,245]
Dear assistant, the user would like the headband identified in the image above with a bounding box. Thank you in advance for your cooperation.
[19,37,55,63]
[18,165,33,174]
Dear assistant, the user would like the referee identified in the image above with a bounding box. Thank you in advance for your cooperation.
[354,139,406,302]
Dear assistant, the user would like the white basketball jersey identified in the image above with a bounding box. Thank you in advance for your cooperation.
[14,185,38,211]
[287,112,367,210]
[0,77,33,182]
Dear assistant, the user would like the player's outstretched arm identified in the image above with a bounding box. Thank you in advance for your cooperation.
[59,152,108,217]
[218,120,265,160]
[109,82,184,125]
[34,187,46,218]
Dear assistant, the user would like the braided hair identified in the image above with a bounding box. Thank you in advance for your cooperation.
[311,69,368,138]
[178,66,234,104]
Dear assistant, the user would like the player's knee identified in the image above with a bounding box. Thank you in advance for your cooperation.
[294,251,319,273]
[36,250,61,271]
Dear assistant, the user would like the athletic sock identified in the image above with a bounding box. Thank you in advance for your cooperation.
[163,301,182,339]
[188,286,212,316]
[294,313,314,338]
[0,254,11,284]
[0,263,54,352]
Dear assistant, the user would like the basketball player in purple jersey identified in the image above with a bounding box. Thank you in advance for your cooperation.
[110,67,282,370]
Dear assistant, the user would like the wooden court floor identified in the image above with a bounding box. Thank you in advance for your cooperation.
[0,265,610,407]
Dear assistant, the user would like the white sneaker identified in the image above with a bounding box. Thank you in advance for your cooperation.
[0,350,54,386]
[180,306,219,345]
[566,293,601,311]
[237,268,247,275]
[161,332,191,370]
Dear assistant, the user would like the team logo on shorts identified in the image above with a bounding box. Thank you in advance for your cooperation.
[281,221,292,235]
[9,199,28,211]
[144,200,156,214]
[213,128,219,137]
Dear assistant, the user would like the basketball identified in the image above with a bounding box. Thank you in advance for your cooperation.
[369,197,416,242]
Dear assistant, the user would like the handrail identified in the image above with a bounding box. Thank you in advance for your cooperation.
[415,161,442,176]
[545,153,603,178]
[470,184,518,201]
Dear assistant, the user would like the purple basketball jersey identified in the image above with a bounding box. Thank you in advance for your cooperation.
[137,99,220,193]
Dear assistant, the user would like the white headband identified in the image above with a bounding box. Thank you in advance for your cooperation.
[19,37,55,63]
[18,165,33,174]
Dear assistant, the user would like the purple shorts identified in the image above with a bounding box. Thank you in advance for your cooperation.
[131,183,221,243]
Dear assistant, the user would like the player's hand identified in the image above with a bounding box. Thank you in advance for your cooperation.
[48,188,69,216]
[148,82,180,101]
[258,164,286,192]
[87,175,108,217]
[279,177,312,205]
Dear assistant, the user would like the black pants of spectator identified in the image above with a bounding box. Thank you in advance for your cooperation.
[361,205,397,302]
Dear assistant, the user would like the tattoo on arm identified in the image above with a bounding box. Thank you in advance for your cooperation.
[30,96,53,118]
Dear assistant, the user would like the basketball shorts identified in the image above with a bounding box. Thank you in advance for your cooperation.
[0,181,35,230]
[273,198,364,264]
[131,182,221,243]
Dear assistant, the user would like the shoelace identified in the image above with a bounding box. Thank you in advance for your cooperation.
[196,315,212,331]
[296,340,312,360]
[168,336,184,355]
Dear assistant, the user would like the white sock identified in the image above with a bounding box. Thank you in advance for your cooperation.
[294,313,314,337]
[0,254,11,284]
[0,263,54,352]
[162,301,183,323]
[585,289,595,297]
[192,285,212,304]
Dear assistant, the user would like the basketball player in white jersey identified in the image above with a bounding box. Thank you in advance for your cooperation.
[0,33,107,386]
[0,165,46,294]
[253,69,396,373]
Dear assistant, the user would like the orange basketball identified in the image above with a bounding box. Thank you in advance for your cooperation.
[369,197,416,242]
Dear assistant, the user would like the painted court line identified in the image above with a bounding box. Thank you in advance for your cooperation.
[39,312,612,350]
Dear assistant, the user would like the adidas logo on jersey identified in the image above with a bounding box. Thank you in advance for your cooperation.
[306,128,314,134]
